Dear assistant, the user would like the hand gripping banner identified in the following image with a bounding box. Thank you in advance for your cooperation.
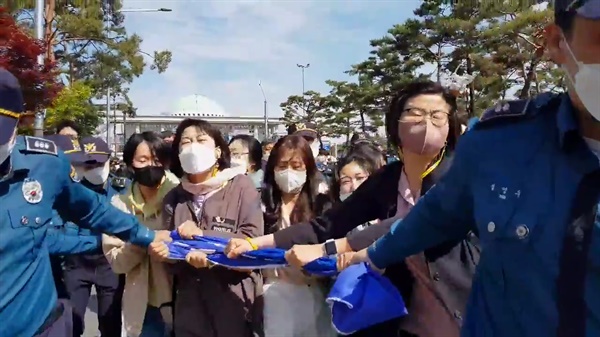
[166,232,408,334]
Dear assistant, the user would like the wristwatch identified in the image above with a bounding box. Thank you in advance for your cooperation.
[323,239,337,256]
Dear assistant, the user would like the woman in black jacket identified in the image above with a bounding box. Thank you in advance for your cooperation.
[226,80,480,337]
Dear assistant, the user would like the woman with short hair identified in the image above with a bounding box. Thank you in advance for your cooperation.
[229,134,264,190]
[103,131,179,337]
[149,119,264,337]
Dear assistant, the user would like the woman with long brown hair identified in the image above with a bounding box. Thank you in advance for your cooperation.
[260,135,335,337]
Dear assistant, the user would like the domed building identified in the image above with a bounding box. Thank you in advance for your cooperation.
[169,94,229,118]
[110,94,285,153]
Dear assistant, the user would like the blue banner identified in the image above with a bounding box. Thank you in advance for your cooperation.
[166,232,408,334]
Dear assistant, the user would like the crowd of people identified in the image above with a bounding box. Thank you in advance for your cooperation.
[0,2,598,337]
[16,79,474,337]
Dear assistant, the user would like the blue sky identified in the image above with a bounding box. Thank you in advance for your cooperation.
[122,0,421,117]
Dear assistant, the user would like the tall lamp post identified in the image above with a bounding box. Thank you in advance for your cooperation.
[33,0,45,136]
[104,6,172,148]
[32,2,172,137]
[258,81,268,140]
[296,63,310,94]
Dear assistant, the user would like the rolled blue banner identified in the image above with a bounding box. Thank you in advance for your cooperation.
[166,232,407,332]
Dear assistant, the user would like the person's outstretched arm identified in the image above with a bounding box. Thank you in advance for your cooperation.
[367,138,476,269]
[54,153,160,247]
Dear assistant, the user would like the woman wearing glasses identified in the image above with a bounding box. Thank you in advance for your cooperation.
[229,135,265,190]
[226,81,480,337]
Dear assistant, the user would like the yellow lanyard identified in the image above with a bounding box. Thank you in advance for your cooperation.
[397,147,446,179]
[420,147,445,179]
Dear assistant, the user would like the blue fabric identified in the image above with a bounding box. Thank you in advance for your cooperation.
[367,93,600,337]
[167,232,408,332]
[167,232,337,276]
[326,263,407,335]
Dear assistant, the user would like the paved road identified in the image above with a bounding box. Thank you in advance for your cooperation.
[82,288,100,337]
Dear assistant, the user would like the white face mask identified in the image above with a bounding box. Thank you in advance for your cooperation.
[231,158,248,172]
[179,143,217,174]
[274,169,307,193]
[311,143,320,158]
[562,39,600,121]
[83,162,110,185]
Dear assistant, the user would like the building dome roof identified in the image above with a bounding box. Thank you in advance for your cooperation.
[170,94,228,118]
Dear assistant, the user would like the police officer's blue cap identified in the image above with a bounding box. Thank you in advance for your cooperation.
[44,134,86,164]
[0,68,24,145]
[81,136,111,164]
[555,0,600,19]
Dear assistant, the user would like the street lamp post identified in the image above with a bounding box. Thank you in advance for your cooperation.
[32,3,171,138]
[296,63,310,94]
[104,6,172,147]
[258,81,268,140]
[33,0,45,137]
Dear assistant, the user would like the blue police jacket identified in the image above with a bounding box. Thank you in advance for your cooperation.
[63,177,129,238]
[367,93,600,337]
[0,136,155,337]
[46,176,129,255]
[46,213,102,255]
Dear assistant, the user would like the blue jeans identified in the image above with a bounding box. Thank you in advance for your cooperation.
[139,306,168,337]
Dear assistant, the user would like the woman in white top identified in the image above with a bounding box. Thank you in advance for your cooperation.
[103,132,179,337]
[260,135,336,337]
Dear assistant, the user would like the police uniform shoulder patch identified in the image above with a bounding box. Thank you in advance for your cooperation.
[479,99,531,123]
[24,136,58,156]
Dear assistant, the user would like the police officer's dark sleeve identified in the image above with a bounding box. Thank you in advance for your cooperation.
[367,134,476,269]
[272,164,390,249]
[54,153,155,247]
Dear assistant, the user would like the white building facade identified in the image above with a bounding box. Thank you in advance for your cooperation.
[100,94,286,152]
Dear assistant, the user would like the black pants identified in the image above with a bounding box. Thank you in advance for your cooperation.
[50,256,70,299]
[64,256,124,337]
[345,319,404,337]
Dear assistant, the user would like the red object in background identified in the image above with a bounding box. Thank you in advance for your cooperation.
[0,7,62,113]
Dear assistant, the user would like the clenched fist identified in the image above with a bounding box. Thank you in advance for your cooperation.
[225,238,255,258]
[186,251,210,269]
[148,241,170,262]
[177,220,202,239]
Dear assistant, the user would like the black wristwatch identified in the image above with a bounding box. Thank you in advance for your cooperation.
[323,239,337,256]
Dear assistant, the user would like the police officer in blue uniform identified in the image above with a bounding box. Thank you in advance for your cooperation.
[340,1,600,336]
[43,134,103,300]
[64,136,128,337]
[0,68,171,337]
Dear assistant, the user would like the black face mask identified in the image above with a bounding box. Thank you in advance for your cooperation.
[133,166,165,187]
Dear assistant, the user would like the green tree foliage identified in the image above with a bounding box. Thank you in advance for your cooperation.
[281,0,564,139]
[279,90,337,139]
[45,81,98,135]
[10,0,172,129]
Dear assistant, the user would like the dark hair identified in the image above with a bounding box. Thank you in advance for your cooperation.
[229,135,262,173]
[348,141,386,167]
[386,80,461,152]
[122,131,171,168]
[331,151,382,200]
[170,119,231,178]
[262,135,324,233]
[261,140,274,148]
[55,120,81,135]
[555,9,576,36]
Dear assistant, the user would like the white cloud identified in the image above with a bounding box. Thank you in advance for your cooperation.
[121,0,408,118]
